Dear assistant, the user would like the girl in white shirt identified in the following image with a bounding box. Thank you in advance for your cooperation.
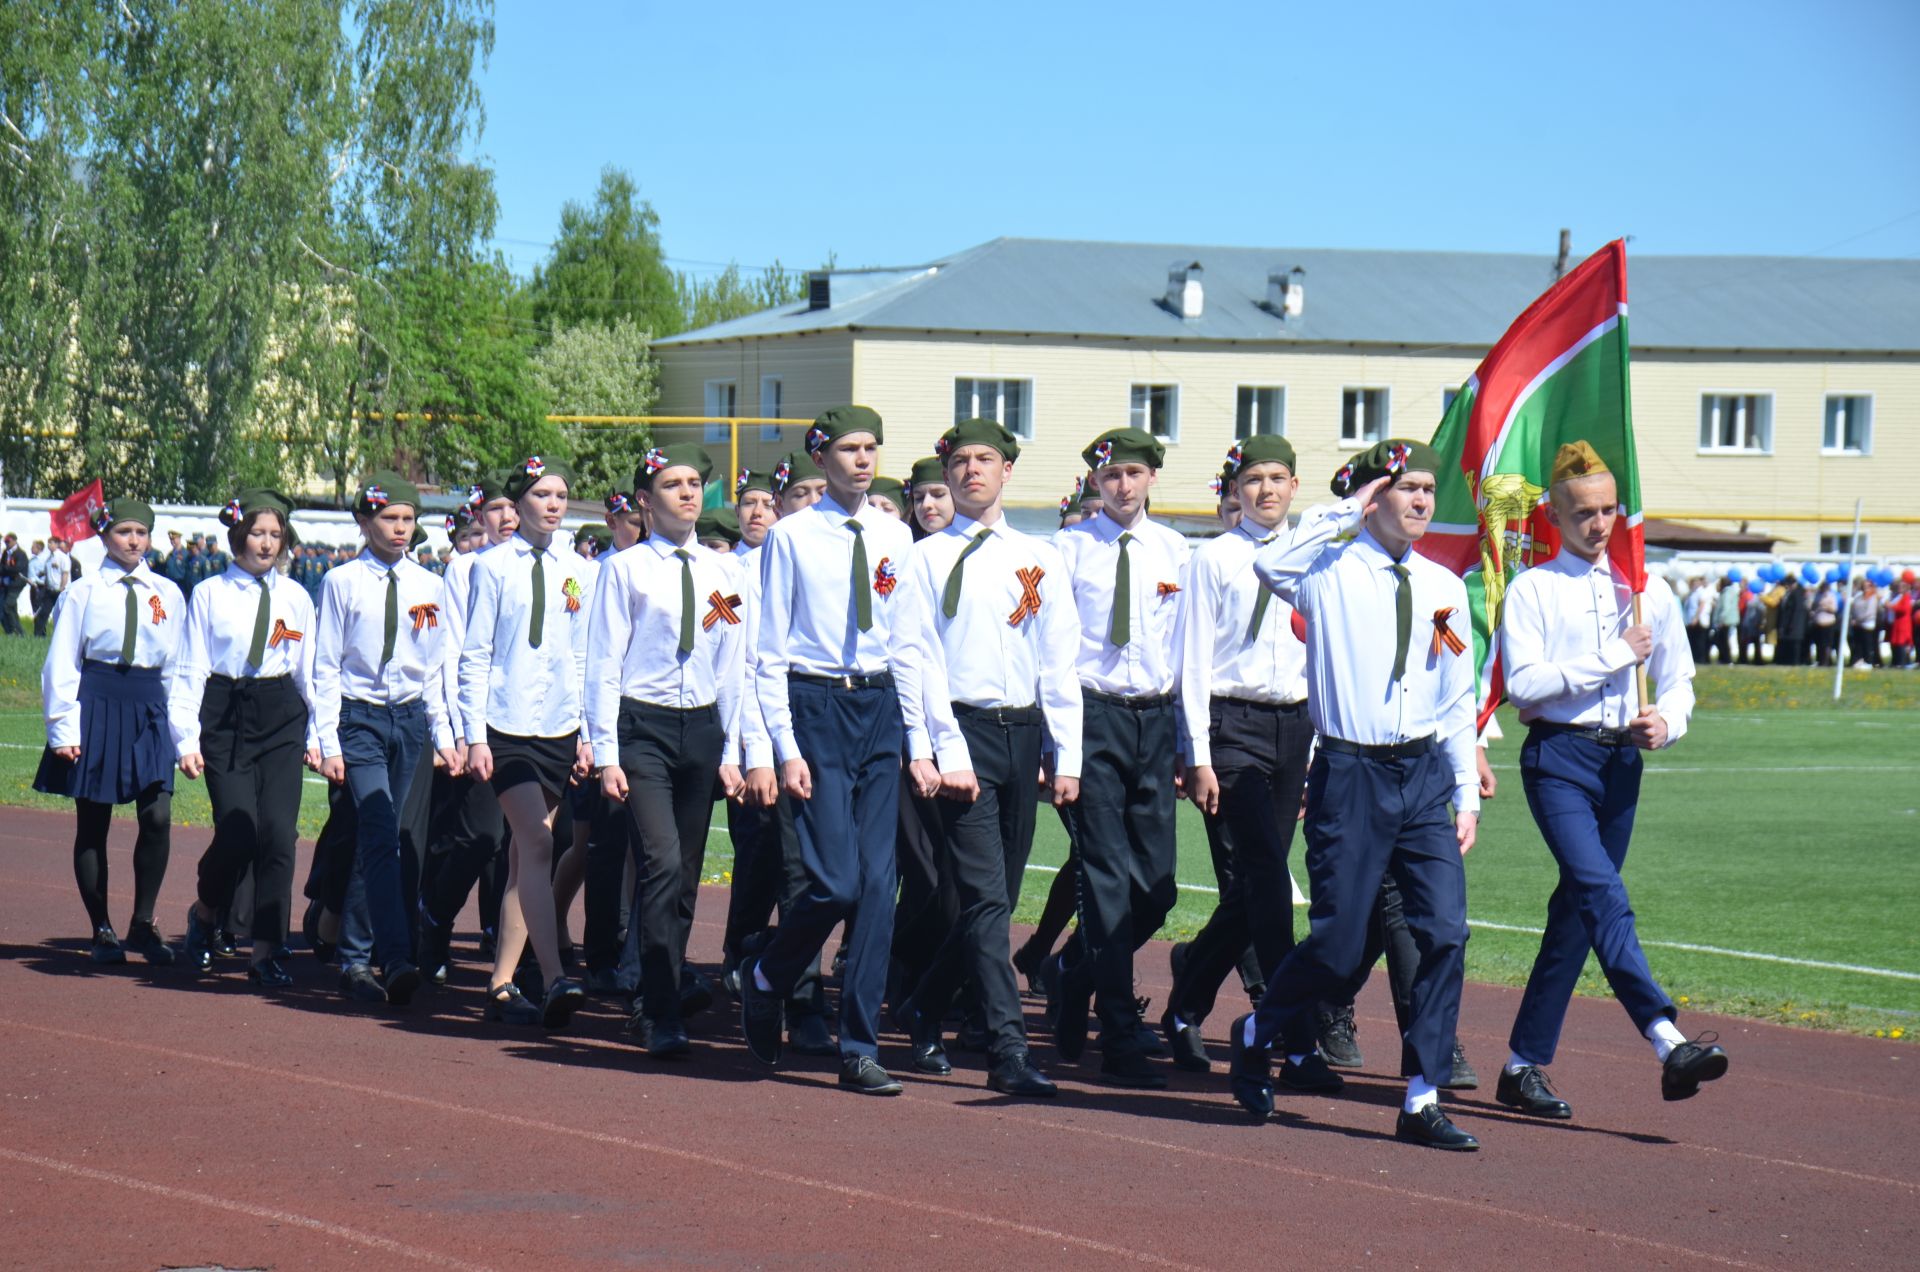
[35,497,185,966]
[171,490,320,988]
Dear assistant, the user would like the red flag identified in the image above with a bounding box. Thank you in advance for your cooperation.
[50,479,106,543]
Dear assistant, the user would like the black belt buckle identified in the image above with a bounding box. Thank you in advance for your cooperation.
[791,670,892,691]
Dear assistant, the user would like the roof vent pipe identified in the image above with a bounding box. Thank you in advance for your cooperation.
[807,272,831,311]
[1553,229,1571,281]
[1266,266,1305,319]
[1165,261,1204,319]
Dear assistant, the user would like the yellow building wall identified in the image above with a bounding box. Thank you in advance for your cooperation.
[652,333,855,475]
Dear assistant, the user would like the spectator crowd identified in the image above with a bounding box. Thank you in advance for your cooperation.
[1676,569,1915,669]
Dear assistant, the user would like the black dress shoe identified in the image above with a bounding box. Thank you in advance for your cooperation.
[1046,954,1091,1062]
[384,962,423,1006]
[1011,942,1045,997]
[1132,997,1167,1057]
[739,959,785,1065]
[248,958,294,990]
[89,924,127,966]
[1661,1035,1729,1101]
[417,911,452,985]
[635,1016,691,1058]
[839,1056,903,1095]
[124,919,176,967]
[1395,1104,1480,1151]
[1440,1042,1480,1090]
[340,964,386,1003]
[484,982,542,1024]
[1278,1051,1346,1094]
[988,1055,1059,1098]
[1161,1009,1213,1072]
[679,969,715,1019]
[788,1011,835,1057]
[182,907,218,974]
[214,928,239,958]
[1316,1004,1363,1068]
[541,977,586,1029]
[1495,1065,1573,1119]
[1228,1012,1274,1119]
[899,1004,952,1075]
[1098,1050,1167,1089]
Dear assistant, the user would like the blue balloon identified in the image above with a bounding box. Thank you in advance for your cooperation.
[1872,567,1896,587]
[1825,566,1842,584]
[1726,567,1743,582]
[1748,579,1766,594]
[1800,562,1820,584]
[1761,564,1782,582]
[1836,562,1852,581]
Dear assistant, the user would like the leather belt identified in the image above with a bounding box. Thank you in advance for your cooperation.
[954,702,1042,725]
[1529,721,1634,747]
[1212,695,1306,713]
[1084,688,1175,709]
[790,670,895,691]
[1317,734,1436,760]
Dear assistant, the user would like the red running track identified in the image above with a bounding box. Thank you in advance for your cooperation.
[0,808,1913,1270]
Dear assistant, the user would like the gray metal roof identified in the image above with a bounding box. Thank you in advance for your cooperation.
[655,237,1920,354]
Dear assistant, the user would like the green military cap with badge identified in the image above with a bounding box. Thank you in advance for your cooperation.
[504,454,573,501]
[907,456,947,492]
[637,442,714,489]
[734,465,777,499]
[938,417,1021,463]
[696,506,742,548]
[867,476,907,508]
[1221,436,1297,484]
[1329,438,1443,497]
[353,470,420,517]
[93,497,156,535]
[1082,426,1165,472]
[805,404,884,453]
[771,449,816,494]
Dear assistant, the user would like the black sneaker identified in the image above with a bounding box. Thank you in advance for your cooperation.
[124,918,175,967]
[384,962,423,1006]
[839,1055,903,1095]
[739,958,785,1065]
[1316,1004,1363,1068]
[340,964,386,1003]
[89,924,127,966]
[1098,1049,1167,1090]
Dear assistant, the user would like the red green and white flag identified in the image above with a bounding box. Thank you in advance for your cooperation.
[1417,239,1642,730]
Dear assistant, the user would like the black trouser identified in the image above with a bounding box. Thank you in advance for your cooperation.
[194,676,306,948]
[891,766,957,1002]
[910,706,1043,1063]
[1710,624,1733,665]
[583,775,634,976]
[1849,626,1881,667]
[74,789,171,929]
[0,581,23,635]
[33,585,57,637]
[423,773,507,930]
[305,781,356,914]
[1168,698,1312,1052]
[722,793,824,1016]
[1061,692,1179,1058]
[619,699,725,1026]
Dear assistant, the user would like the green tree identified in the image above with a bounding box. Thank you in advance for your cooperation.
[676,260,808,331]
[527,317,657,499]
[527,166,681,338]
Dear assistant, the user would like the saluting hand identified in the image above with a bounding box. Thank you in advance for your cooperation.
[780,758,813,801]
[1356,474,1393,515]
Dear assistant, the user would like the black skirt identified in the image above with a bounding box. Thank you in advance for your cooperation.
[487,727,579,799]
[34,661,176,805]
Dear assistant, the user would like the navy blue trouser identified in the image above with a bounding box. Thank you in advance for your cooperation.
[757,679,902,1061]
[1508,729,1675,1066]
[338,698,426,973]
[1250,745,1467,1083]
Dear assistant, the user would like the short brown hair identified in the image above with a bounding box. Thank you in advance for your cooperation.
[225,506,292,566]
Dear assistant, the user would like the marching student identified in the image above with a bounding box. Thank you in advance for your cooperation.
[738,405,916,1095]
[604,490,648,551]
[770,448,826,516]
[733,467,778,553]
[1495,441,1724,1119]
[906,456,952,540]
[1234,440,1480,1151]
[313,472,457,1007]
[171,489,320,988]
[460,456,593,1029]
[35,497,185,966]
[1162,438,1341,1093]
[891,417,1079,1097]
[1047,426,1191,1089]
[587,444,747,1055]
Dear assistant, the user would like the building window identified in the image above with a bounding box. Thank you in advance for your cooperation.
[1340,388,1389,445]
[1819,533,1868,555]
[954,377,1033,439]
[704,380,738,444]
[1822,395,1872,456]
[759,376,783,443]
[1129,383,1179,441]
[1235,386,1285,437]
[1698,393,1772,454]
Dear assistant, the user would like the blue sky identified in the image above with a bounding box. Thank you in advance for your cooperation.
[475,0,1920,281]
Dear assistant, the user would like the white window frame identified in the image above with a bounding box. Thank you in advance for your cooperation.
[1340,386,1391,446]
[1129,382,1181,443]
[1821,393,1873,457]
[953,376,1035,440]
[1235,385,1287,438]
[1819,532,1868,555]
[1697,391,1774,455]
[703,379,738,444]
[758,376,783,443]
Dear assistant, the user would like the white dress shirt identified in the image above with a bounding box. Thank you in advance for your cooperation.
[311,551,453,758]
[438,548,481,742]
[1254,497,1479,815]
[753,492,915,766]
[168,564,320,758]
[1054,509,1191,697]
[891,513,1084,778]
[585,532,746,769]
[459,532,591,742]
[1177,518,1308,768]
[42,558,186,749]
[734,545,776,771]
[1501,548,1695,744]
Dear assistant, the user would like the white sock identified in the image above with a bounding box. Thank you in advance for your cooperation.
[1646,1017,1687,1062]
[1505,1050,1539,1075]
[1171,1015,1190,1033]
[1286,1054,1309,1067]
[1242,1016,1259,1049]
[1404,1075,1438,1114]
[752,963,774,994]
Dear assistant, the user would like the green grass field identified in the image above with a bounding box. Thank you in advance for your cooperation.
[3,636,1914,1038]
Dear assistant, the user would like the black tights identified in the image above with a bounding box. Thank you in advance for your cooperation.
[73,788,172,930]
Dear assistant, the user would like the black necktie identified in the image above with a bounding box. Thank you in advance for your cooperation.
[379,569,398,668]
[1246,532,1278,641]
[529,551,545,649]
[1390,562,1412,682]
[847,518,872,633]
[119,576,139,664]
[941,528,992,619]
[248,575,272,668]
[674,548,695,654]
[1109,532,1133,648]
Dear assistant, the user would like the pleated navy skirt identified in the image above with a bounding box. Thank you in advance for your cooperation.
[33,661,177,805]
